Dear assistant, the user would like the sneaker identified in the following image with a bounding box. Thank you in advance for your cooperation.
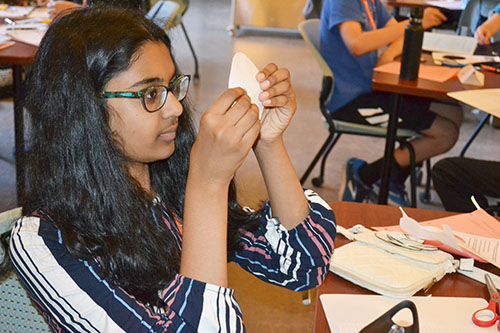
[339,158,372,202]
[370,180,410,207]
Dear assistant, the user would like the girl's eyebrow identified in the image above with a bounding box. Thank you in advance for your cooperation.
[128,77,163,89]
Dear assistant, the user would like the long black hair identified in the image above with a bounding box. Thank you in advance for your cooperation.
[23,5,260,307]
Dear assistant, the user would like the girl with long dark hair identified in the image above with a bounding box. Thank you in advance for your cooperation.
[9,5,336,331]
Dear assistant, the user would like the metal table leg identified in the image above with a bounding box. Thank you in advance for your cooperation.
[378,93,402,205]
[13,64,24,206]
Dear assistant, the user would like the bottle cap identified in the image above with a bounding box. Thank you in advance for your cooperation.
[410,6,423,19]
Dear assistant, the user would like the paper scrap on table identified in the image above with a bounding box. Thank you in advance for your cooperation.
[448,89,500,119]
[358,107,383,117]
[374,61,460,83]
[228,52,264,119]
[457,64,484,87]
[399,207,462,251]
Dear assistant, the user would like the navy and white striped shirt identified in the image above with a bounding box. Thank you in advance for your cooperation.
[9,189,336,332]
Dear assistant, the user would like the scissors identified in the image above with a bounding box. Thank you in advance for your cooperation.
[473,274,500,330]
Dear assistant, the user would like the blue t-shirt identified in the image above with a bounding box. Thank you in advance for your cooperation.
[494,3,500,14]
[320,0,392,113]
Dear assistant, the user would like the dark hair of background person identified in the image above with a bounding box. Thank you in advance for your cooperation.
[22,5,260,307]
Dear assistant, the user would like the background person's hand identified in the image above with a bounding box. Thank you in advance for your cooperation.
[422,7,447,30]
[256,63,296,145]
[190,88,260,185]
[475,24,494,45]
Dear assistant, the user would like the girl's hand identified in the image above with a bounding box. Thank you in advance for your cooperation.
[256,63,296,144]
[190,88,260,186]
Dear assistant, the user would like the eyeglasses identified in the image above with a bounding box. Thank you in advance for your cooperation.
[100,74,190,113]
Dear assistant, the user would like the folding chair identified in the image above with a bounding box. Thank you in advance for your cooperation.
[0,207,50,332]
[147,0,200,82]
[298,19,424,208]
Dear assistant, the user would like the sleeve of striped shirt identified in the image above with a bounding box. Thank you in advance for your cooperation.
[232,189,336,291]
[9,216,245,332]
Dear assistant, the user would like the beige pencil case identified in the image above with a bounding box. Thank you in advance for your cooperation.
[330,231,456,297]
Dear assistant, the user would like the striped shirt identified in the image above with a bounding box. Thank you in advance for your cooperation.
[9,189,336,332]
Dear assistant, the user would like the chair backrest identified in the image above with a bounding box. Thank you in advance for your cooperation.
[0,271,51,332]
[0,207,50,332]
[298,19,335,125]
[146,0,181,30]
[457,0,500,39]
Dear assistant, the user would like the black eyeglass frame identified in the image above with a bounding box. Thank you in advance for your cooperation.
[100,74,190,113]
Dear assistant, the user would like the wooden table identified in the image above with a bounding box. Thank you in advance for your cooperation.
[372,42,500,205]
[0,41,38,204]
[314,201,500,332]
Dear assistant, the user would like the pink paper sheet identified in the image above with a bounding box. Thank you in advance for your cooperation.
[374,61,460,83]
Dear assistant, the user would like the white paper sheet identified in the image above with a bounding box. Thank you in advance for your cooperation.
[423,32,477,55]
[358,107,384,117]
[321,294,494,333]
[228,52,264,119]
[448,89,500,118]
[426,0,464,11]
[457,232,500,269]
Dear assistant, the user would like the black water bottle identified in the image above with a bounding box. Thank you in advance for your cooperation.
[399,7,424,81]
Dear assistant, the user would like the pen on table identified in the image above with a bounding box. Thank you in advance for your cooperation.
[0,41,15,51]
[439,60,464,68]
[480,64,500,73]
[6,27,38,31]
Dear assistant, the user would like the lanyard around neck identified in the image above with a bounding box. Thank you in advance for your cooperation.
[362,0,377,31]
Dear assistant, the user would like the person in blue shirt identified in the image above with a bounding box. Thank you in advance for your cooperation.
[320,0,464,206]
[475,2,500,44]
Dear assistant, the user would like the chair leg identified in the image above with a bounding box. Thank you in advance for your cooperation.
[460,113,491,157]
[399,140,417,208]
[302,290,311,306]
[312,133,341,187]
[420,159,432,204]
[300,132,335,185]
[180,22,200,82]
[407,142,417,208]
